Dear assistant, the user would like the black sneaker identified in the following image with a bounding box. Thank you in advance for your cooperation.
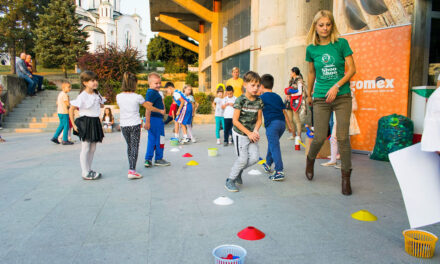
[51,138,60,144]
[225,178,239,192]
[155,159,171,166]
[82,171,94,180]
[90,170,102,180]
[234,170,243,185]
[223,142,228,147]
[62,141,74,145]
[144,160,153,168]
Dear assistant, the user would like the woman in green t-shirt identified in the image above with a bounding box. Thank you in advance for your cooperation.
[304,10,356,196]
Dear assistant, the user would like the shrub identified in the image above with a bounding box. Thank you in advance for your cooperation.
[77,44,142,103]
[165,60,187,73]
[194,92,213,114]
[163,95,173,113]
[185,72,198,87]
[71,83,80,90]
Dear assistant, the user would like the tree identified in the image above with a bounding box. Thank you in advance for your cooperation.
[34,0,89,77]
[147,35,197,73]
[0,0,36,73]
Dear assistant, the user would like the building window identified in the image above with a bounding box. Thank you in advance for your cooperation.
[220,51,250,83]
[204,22,212,57]
[220,0,251,48]
[125,31,132,47]
[202,66,211,92]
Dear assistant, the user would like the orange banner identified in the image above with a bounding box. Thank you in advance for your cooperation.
[344,25,411,151]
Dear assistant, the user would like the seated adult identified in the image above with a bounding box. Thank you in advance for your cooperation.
[25,55,44,92]
[15,53,36,96]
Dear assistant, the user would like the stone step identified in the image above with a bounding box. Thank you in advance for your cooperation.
[4,116,59,123]
[2,122,60,129]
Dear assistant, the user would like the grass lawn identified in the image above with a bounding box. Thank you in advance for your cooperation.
[0,65,75,75]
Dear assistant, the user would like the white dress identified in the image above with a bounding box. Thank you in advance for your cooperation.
[421,88,440,152]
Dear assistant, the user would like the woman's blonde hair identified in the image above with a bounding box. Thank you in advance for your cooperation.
[306,10,340,46]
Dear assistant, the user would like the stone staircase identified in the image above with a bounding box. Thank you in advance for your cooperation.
[2,90,79,133]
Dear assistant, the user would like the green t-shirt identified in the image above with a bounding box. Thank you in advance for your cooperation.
[305,38,353,98]
[233,94,264,136]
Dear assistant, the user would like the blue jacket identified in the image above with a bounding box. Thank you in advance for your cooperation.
[16,58,31,77]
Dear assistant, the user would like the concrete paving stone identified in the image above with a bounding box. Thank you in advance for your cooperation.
[1,126,440,263]
[73,241,149,264]
[1,245,80,264]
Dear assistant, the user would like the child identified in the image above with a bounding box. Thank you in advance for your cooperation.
[116,72,149,179]
[225,71,264,192]
[421,79,440,154]
[0,82,5,130]
[51,81,73,145]
[221,85,236,146]
[164,82,177,125]
[186,87,197,143]
[284,67,305,141]
[174,85,193,143]
[212,85,225,145]
[69,71,105,180]
[101,107,114,133]
[144,72,171,168]
[321,91,360,168]
[259,74,294,181]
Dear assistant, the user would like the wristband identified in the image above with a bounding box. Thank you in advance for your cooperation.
[335,83,340,89]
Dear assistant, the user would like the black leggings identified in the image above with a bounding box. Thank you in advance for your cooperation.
[121,125,141,170]
[224,118,233,143]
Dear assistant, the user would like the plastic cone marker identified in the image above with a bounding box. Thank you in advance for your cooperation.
[351,210,377,222]
[170,148,180,152]
[237,226,265,240]
[248,169,262,175]
[257,159,266,165]
[213,196,234,206]
[186,160,199,166]
[298,140,306,148]
[182,153,193,157]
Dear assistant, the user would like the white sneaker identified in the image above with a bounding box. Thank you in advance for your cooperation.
[321,161,337,167]
[228,141,233,145]
[216,139,221,145]
[128,171,143,179]
[181,137,190,143]
[334,163,341,169]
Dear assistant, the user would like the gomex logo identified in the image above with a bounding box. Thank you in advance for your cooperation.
[350,76,395,90]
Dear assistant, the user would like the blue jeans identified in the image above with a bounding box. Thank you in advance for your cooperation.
[53,114,69,142]
[32,74,44,91]
[145,116,165,161]
[18,74,36,95]
[215,116,224,139]
[265,119,286,172]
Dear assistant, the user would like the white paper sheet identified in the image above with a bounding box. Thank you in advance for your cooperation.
[389,143,440,228]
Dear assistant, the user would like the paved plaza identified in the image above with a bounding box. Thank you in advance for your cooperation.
[0,124,439,263]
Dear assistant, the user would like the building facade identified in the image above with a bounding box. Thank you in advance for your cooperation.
[75,0,147,60]
[149,0,438,95]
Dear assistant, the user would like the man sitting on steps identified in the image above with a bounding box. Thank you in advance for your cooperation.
[15,53,36,96]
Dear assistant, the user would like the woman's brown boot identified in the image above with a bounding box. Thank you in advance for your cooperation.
[305,156,315,180]
[341,169,352,195]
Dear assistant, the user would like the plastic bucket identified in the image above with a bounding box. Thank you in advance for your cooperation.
[403,229,438,258]
[212,245,247,264]
[208,148,218,157]
[170,138,179,146]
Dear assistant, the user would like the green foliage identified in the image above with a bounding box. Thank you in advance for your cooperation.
[163,95,173,113]
[78,44,143,103]
[0,0,36,72]
[147,35,197,73]
[71,83,80,90]
[34,0,88,77]
[185,72,198,87]
[135,87,147,117]
[194,92,214,114]
[42,78,57,90]
[165,60,187,73]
